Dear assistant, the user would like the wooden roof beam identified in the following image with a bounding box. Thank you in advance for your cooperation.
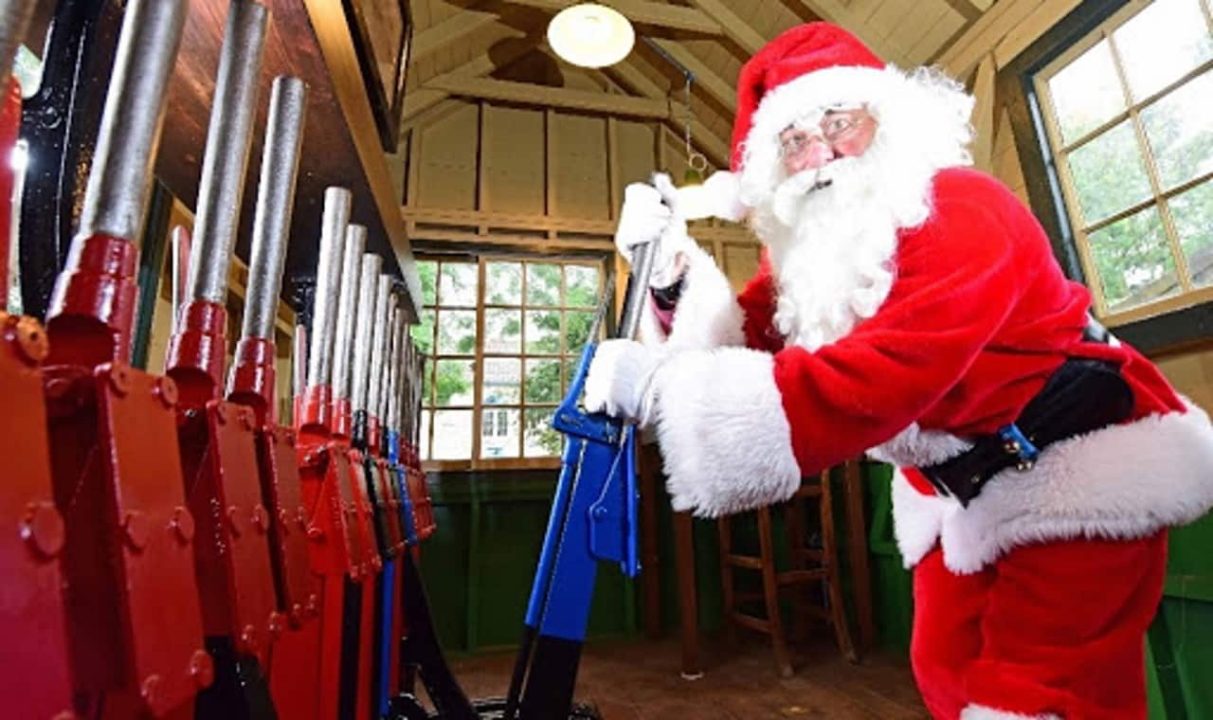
[941,0,983,24]
[606,59,732,168]
[685,0,767,56]
[503,0,722,36]
[786,0,900,62]
[936,0,1083,80]
[425,74,672,118]
[411,5,500,64]
[401,98,467,136]
[402,29,538,121]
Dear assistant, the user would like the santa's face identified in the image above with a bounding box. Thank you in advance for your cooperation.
[778,107,878,177]
[756,106,929,351]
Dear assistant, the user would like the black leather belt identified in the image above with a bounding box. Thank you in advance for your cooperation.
[918,318,1133,507]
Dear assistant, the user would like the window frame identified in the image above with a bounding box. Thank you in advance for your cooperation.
[1031,0,1213,326]
[413,253,608,472]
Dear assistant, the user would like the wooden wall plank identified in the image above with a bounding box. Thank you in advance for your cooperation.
[551,112,611,220]
[991,105,1029,203]
[482,104,547,216]
[686,0,768,55]
[908,6,966,66]
[616,120,659,196]
[970,53,997,171]
[722,242,762,291]
[895,1,950,64]
[417,101,480,210]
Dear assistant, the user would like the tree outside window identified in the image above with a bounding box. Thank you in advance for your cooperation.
[410,256,605,468]
[1035,0,1213,324]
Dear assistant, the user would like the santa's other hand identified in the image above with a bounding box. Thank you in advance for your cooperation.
[614,183,672,263]
[583,339,661,425]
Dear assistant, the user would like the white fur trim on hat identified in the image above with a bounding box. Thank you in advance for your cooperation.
[652,347,801,517]
[960,705,1059,720]
[737,64,973,210]
[888,404,1213,573]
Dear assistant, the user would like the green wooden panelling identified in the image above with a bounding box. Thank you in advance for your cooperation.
[1147,507,1213,719]
[419,501,473,653]
[473,498,548,649]
[1147,508,1213,718]
[1148,596,1213,719]
[420,470,637,654]
[866,462,914,652]
[1166,513,1213,603]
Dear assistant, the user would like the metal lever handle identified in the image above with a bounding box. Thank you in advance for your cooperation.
[186,0,268,305]
[617,172,680,340]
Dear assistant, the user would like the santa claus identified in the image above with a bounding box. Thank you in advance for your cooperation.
[584,22,1213,720]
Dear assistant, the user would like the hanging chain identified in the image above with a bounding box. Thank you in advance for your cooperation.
[683,72,708,174]
[684,73,693,158]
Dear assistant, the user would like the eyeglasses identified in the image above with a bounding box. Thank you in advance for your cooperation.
[779,108,869,157]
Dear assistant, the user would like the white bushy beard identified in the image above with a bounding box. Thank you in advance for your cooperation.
[749,137,937,352]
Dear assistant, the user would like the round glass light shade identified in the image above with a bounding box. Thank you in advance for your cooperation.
[547,3,635,68]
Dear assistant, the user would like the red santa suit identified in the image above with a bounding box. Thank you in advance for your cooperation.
[603,22,1213,720]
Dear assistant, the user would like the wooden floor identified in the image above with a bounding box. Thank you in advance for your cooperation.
[448,635,930,719]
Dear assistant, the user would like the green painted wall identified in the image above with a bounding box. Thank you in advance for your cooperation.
[419,470,635,655]
[417,463,893,654]
[1148,511,1213,720]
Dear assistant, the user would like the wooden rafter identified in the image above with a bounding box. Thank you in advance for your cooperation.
[401,97,466,136]
[786,0,900,62]
[411,6,500,64]
[426,74,672,118]
[403,29,538,121]
[684,0,767,56]
[940,0,983,24]
[970,53,997,170]
[606,59,731,167]
[936,0,1083,80]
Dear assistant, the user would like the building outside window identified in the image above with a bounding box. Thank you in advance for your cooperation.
[1033,0,1213,325]
[410,255,605,468]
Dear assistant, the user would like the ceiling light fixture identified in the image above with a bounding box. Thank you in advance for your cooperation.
[547,3,635,69]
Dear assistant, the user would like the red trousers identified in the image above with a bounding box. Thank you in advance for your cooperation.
[910,532,1167,719]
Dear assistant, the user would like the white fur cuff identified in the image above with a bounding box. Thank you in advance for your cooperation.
[652,347,801,517]
[960,705,1059,720]
[641,243,745,351]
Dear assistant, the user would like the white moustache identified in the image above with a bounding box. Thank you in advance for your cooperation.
[772,169,829,226]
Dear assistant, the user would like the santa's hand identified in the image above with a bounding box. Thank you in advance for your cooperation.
[583,339,662,425]
[614,175,694,287]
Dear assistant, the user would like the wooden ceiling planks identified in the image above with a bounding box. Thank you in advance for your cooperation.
[158,0,421,318]
[402,0,1006,181]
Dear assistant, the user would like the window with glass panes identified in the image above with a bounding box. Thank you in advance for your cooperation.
[1034,0,1213,323]
[410,257,604,466]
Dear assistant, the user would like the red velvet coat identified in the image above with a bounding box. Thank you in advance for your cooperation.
[648,166,1213,575]
[735,168,1184,479]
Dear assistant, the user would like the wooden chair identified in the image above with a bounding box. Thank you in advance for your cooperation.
[717,470,858,677]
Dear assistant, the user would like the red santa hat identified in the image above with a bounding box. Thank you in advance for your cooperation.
[717,22,973,214]
[730,23,885,171]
